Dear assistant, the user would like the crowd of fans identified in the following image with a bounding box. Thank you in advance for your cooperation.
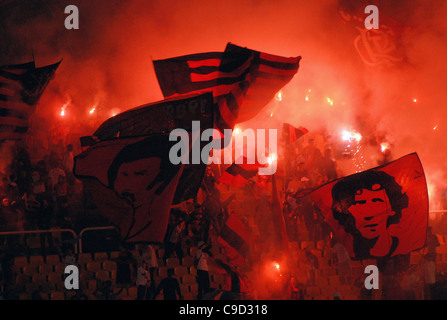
[1,131,447,300]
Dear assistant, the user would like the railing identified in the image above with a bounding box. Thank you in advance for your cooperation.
[78,226,120,254]
[0,226,120,255]
[0,228,78,253]
[1,209,447,256]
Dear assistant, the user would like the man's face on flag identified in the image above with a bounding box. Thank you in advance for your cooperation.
[114,157,161,208]
[349,185,394,239]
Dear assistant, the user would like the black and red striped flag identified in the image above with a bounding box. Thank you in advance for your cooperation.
[153,43,301,135]
[271,174,290,252]
[217,213,254,267]
[0,61,60,141]
[282,123,308,143]
[218,156,264,188]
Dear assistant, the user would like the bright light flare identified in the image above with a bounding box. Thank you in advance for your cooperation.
[276,91,282,101]
[380,142,390,153]
[89,107,96,115]
[110,108,120,117]
[60,102,69,117]
[433,125,438,131]
[342,129,362,142]
[327,97,333,106]
[233,127,242,135]
[413,98,417,103]
[267,153,277,165]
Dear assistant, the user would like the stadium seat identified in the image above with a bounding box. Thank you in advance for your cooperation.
[189,247,197,257]
[25,283,40,294]
[181,274,196,286]
[174,266,188,276]
[109,251,119,259]
[182,255,194,267]
[38,263,54,274]
[316,240,327,250]
[182,291,195,300]
[50,291,66,300]
[48,272,65,290]
[65,291,76,300]
[18,293,30,300]
[88,279,97,292]
[102,260,117,271]
[22,265,37,276]
[78,253,93,264]
[328,276,342,286]
[156,248,165,258]
[95,270,111,282]
[13,256,28,268]
[311,249,322,258]
[301,241,315,250]
[212,274,226,286]
[165,257,180,268]
[15,274,31,286]
[39,293,51,300]
[305,286,321,297]
[94,252,109,261]
[188,266,197,276]
[29,255,45,265]
[86,261,102,272]
[54,263,67,274]
[32,273,47,285]
[80,270,95,282]
[127,287,138,299]
[158,267,168,278]
[45,255,61,265]
[40,281,57,293]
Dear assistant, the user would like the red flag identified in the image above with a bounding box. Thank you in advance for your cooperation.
[153,43,300,134]
[308,153,428,260]
[218,156,264,187]
[74,135,184,243]
[0,61,60,141]
[217,213,254,267]
[79,92,215,205]
[272,174,289,252]
[282,123,308,143]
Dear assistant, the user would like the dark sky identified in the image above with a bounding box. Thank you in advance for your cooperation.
[1,0,447,205]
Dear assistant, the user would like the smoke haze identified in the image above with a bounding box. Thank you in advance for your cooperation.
[1,0,447,207]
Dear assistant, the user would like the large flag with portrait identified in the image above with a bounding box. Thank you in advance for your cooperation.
[79,92,215,206]
[74,134,184,243]
[307,153,428,260]
[74,93,215,243]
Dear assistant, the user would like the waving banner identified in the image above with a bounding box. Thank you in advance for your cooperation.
[307,153,428,260]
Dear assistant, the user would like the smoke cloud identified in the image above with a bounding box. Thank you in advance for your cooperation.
[2,0,447,299]
[1,1,446,198]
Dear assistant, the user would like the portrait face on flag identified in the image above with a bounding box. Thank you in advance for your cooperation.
[308,153,428,260]
[74,135,183,243]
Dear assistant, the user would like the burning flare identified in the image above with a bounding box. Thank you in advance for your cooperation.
[342,129,362,142]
